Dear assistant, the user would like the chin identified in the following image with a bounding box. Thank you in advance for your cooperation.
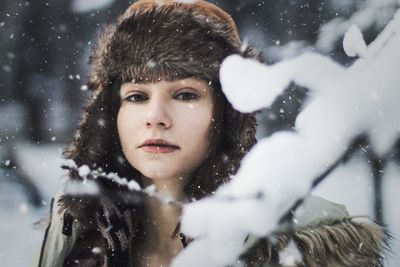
[139,168,182,181]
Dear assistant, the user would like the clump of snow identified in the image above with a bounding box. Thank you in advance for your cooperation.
[64,180,99,195]
[220,56,291,113]
[143,184,157,195]
[91,247,102,254]
[78,165,91,179]
[71,0,115,13]
[128,180,141,191]
[343,25,367,58]
[220,52,345,113]
[278,239,303,266]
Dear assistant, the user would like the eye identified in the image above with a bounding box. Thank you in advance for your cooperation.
[174,91,199,101]
[125,93,148,103]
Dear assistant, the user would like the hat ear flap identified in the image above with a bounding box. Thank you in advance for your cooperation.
[64,83,120,176]
[224,105,258,160]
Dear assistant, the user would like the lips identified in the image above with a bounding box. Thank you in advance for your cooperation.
[139,139,180,153]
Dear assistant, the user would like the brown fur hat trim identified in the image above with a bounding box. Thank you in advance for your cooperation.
[88,0,242,90]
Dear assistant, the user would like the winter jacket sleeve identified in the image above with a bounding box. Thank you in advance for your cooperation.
[240,195,390,267]
[37,196,80,267]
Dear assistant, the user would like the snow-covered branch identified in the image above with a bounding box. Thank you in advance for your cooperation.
[172,8,400,267]
[316,0,399,53]
[60,159,184,206]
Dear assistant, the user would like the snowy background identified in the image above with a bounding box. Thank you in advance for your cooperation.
[1,0,399,266]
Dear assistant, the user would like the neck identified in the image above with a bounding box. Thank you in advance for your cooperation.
[141,176,187,240]
[142,175,187,204]
[144,197,182,238]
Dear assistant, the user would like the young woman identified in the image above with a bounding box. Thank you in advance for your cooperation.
[38,1,388,266]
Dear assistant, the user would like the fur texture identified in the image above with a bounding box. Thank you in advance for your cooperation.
[87,0,242,90]
[240,218,390,267]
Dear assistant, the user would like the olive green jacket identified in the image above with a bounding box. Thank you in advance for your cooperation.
[37,195,389,267]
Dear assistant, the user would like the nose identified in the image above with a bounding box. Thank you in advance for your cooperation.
[144,99,172,129]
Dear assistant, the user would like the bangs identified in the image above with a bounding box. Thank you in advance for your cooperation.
[118,62,214,85]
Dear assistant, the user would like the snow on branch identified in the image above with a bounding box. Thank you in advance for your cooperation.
[316,0,399,53]
[172,8,400,267]
[60,159,183,206]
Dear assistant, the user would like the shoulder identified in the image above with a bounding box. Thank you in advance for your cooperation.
[241,196,390,267]
[37,195,75,267]
[293,195,349,226]
[37,195,97,267]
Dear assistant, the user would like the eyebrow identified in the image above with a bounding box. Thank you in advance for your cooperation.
[120,78,210,97]
[119,84,141,98]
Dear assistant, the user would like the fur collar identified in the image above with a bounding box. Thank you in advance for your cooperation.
[241,217,390,267]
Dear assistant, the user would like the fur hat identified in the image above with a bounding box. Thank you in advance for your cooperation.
[88,0,243,91]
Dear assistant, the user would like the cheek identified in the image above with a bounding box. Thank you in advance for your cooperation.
[117,108,126,144]
[117,107,140,152]
[180,106,213,149]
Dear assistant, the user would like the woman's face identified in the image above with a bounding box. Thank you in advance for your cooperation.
[117,78,214,183]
